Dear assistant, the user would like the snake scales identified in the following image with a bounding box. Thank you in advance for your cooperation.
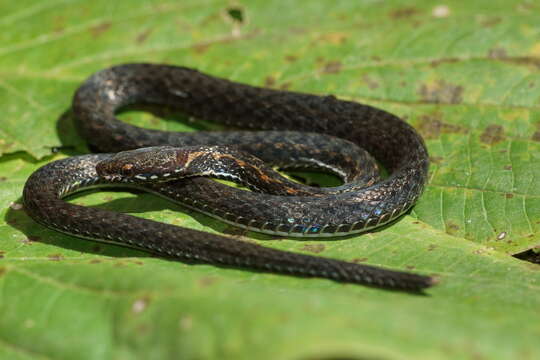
[23,63,435,291]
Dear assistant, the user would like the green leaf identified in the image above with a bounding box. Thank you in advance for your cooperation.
[0,1,539,359]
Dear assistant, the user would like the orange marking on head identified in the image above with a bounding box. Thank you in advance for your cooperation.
[122,163,133,171]
[184,151,205,167]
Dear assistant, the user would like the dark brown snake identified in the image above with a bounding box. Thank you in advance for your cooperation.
[23,63,436,291]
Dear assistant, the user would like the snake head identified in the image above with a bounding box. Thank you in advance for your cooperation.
[96,146,192,182]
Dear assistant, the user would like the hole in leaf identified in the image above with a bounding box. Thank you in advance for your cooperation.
[226,6,244,23]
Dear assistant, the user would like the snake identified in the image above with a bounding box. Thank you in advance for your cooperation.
[23,63,435,291]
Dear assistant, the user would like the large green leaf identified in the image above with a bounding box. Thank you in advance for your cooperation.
[0,0,539,359]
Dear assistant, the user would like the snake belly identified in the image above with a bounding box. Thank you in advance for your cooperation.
[23,63,433,291]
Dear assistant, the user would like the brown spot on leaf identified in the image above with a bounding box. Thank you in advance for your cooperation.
[90,22,112,38]
[284,55,297,62]
[532,123,540,142]
[480,17,502,27]
[473,248,487,255]
[429,57,459,68]
[198,276,218,287]
[362,74,380,89]
[301,244,325,254]
[322,61,342,74]
[500,57,540,70]
[390,7,419,19]
[480,124,505,145]
[446,222,460,235]
[265,76,276,87]
[0,267,5,276]
[319,32,348,45]
[405,265,416,270]
[48,254,64,261]
[505,193,514,199]
[279,82,291,90]
[135,29,152,44]
[488,47,508,59]
[192,43,210,54]
[0,176,6,182]
[427,244,437,251]
[429,156,444,164]
[419,80,463,104]
[504,165,512,170]
[89,259,101,264]
[417,113,468,139]
[352,257,368,263]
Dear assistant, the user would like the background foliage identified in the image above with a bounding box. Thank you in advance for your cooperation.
[0,1,539,359]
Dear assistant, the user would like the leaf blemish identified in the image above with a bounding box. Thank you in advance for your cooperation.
[499,57,540,70]
[285,55,297,63]
[226,6,244,24]
[389,7,419,19]
[279,82,291,90]
[417,114,468,139]
[0,267,5,276]
[430,58,460,68]
[362,74,380,89]
[192,43,210,54]
[48,254,64,261]
[132,297,150,314]
[90,22,112,38]
[446,221,460,235]
[488,47,508,59]
[198,276,218,287]
[429,156,444,164]
[265,76,276,87]
[301,244,325,254]
[480,125,505,145]
[352,257,368,263]
[419,80,463,104]
[322,61,342,74]
[135,29,152,44]
[480,16,502,28]
[505,193,514,199]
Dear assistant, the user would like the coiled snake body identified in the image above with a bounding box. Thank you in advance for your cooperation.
[23,64,434,291]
